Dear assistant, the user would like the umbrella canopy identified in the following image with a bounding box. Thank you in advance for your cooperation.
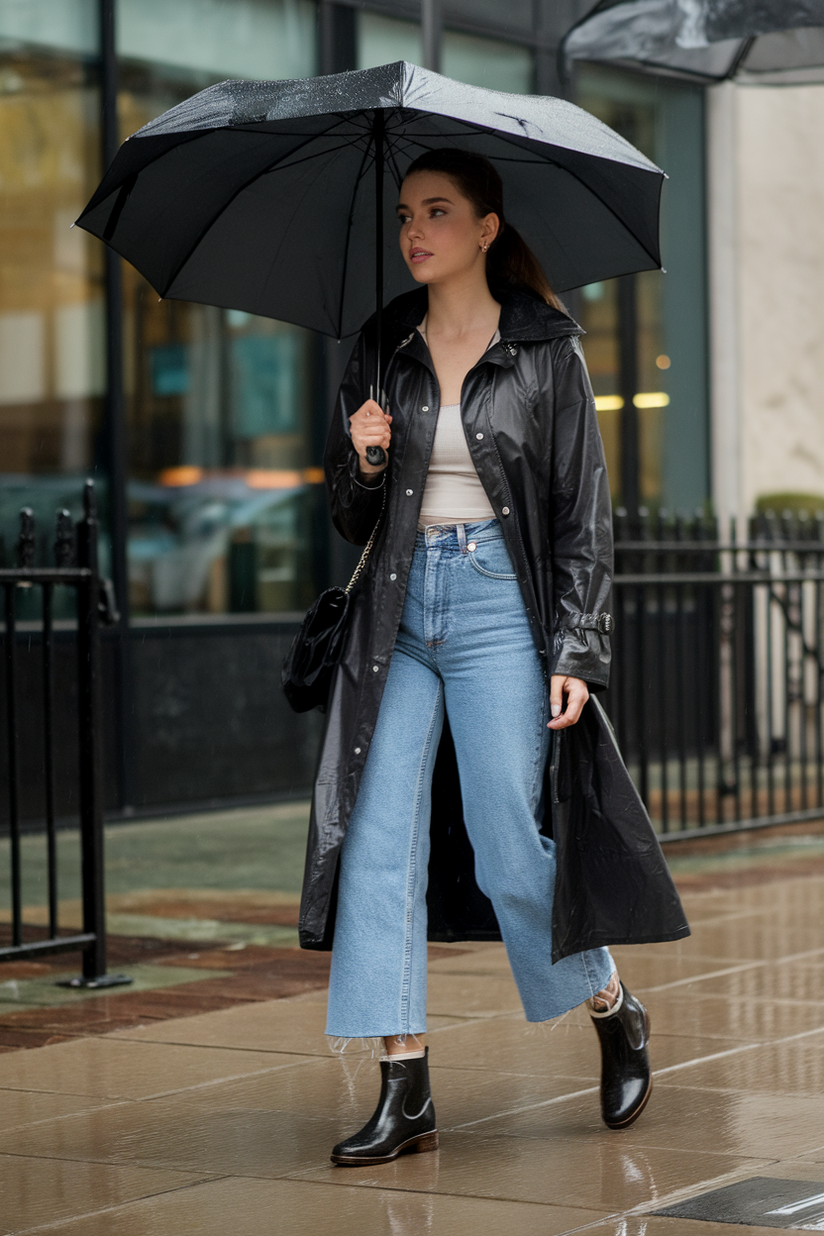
[76,61,663,341]
[562,0,824,85]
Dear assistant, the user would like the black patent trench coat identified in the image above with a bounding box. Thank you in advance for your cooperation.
[299,286,689,962]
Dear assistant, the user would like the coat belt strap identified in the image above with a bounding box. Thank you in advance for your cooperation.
[558,612,614,634]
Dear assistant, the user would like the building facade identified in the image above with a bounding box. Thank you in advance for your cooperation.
[0,0,709,813]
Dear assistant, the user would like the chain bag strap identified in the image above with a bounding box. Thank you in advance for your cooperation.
[282,479,386,713]
[345,483,386,594]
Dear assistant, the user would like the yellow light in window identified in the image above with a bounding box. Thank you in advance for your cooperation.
[245,469,303,489]
[656,354,671,369]
[594,395,624,411]
[633,392,670,408]
[159,466,203,486]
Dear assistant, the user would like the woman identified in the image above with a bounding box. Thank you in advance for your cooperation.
[299,147,689,1166]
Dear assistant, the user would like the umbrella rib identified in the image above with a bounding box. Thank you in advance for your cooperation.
[383,134,406,189]
[159,132,359,297]
[336,136,377,342]
[388,127,662,271]
[254,138,357,331]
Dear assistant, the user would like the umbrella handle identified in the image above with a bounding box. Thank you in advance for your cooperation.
[366,383,387,467]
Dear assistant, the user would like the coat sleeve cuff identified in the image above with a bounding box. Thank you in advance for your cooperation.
[352,471,386,490]
[550,629,611,692]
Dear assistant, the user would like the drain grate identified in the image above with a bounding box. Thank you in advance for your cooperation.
[654,1178,824,1229]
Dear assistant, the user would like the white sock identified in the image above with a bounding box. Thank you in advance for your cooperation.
[589,983,624,1019]
[381,1049,426,1062]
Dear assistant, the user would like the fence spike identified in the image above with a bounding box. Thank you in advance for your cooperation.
[54,510,75,567]
[83,479,97,521]
[17,508,35,568]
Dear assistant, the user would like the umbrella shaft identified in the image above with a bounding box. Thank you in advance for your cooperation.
[374,110,384,404]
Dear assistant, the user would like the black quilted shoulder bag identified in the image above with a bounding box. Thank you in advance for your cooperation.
[281,488,385,713]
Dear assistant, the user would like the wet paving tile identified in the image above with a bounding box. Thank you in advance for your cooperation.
[289,1131,764,1211]
[687,956,824,1002]
[665,1032,824,1096]
[22,1176,610,1236]
[0,963,226,1009]
[472,1082,824,1161]
[0,1154,208,1234]
[0,1093,341,1177]
[107,992,331,1054]
[0,1087,114,1133]
[638,991,824,1042]
[0,1035,314,1099]
[609,948,759,990]
[583,1218,794,1235]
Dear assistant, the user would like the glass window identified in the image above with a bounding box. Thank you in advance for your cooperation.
[357,13,422,69]
[358,14,533,95]
[117,7,322,616]
[117,0,315,83]
[0,33,104,587]
[0,0,98,57]
[575,65,709,513]
[442,30,533,93]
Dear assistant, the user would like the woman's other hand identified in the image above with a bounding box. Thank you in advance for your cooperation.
[349,400,392,476]
[548,675,589,729]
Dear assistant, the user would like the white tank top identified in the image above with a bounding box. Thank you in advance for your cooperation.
[417,327,499,529]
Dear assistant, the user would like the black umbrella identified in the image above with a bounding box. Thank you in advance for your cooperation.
[76,60,664,379]
[562,0,824,84]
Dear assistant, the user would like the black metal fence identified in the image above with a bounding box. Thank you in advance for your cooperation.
[606,507,824,838]
[0,482,129,987]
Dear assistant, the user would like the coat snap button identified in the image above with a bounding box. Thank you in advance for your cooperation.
[421,405,429,412]
[354,747,361,755]
[406,489,413,496]
[389,573,397,580]
[475,432,484,440]
[502,506,510,516]
[372,665,379,672]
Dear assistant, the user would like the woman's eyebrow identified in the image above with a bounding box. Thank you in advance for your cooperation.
[396,196,454,211]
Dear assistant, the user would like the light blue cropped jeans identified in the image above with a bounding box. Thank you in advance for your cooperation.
[326,519,614,1039]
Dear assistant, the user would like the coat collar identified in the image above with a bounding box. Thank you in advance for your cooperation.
[381,285,583,352]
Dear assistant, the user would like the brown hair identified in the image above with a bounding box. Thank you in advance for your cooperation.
[404,147,564,311]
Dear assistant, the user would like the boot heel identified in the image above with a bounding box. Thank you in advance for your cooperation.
[410,1130,439,1153]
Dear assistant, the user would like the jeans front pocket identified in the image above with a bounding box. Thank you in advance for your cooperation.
[466,538,518,581]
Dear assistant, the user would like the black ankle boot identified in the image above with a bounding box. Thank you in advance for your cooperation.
[590,983,651,1130]
[331,1047,438,1166]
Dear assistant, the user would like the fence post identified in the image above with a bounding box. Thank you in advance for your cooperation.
[65,481,131,988]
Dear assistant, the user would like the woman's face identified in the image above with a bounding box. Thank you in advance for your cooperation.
[397,170,499,286]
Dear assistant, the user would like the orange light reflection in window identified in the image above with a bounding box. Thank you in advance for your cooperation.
[158,467,325,489]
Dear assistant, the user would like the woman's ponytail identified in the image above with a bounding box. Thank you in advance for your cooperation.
[404,147,565,312]
[486,222,564,311]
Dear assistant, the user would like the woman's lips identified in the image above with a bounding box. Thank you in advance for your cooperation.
[410,250,433,264]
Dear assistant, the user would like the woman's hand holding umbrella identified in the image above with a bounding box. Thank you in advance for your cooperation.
[350,400,392,477]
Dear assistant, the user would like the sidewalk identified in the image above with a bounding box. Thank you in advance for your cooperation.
[1,814,824,1233]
